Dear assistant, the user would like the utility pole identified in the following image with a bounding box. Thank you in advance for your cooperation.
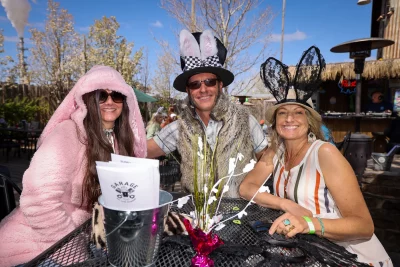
[83,35,88,73]
[191,0,196,32]
[18,37,28,84]
[280,0,286,62]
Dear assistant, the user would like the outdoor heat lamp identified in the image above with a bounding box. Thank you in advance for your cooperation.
[331,38,394,183]
[357,0,371,5]
[330,38,394,129]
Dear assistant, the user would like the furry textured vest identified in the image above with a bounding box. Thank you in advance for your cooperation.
[177,94,255,198]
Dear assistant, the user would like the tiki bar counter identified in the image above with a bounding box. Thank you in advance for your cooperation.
[322,114,394,143]
[289,58,400,146]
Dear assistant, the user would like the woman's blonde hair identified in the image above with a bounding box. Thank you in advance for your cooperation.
[268,106,325,152]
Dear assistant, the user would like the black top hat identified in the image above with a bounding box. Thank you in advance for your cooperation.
[173,29,234,92]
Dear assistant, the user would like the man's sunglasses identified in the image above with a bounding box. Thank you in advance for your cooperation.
[98,90,125,103]
[187,78,219,90]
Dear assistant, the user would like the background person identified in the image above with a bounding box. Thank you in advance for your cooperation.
[240,48,391,267]
[146,109,164,139]
[161,107,178,128]
[0,65,147,267]
[365,91,393,113]
[147,29,267,197]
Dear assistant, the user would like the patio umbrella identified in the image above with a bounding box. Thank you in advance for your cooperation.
[133,88,157,102]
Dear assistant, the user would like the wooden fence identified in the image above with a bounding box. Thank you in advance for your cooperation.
[1,83,70,123]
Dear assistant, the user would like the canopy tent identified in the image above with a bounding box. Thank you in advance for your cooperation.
[133,88,157,102]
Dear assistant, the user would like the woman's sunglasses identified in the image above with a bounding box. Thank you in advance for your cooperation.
[187,78,218,90]
[98,90,125,104]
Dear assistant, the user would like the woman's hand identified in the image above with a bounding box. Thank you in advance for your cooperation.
[269,212,309,238]
[280,198,313,217]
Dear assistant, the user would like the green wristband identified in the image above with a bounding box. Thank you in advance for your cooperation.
[302,216,315,234]
[316,217,325,237]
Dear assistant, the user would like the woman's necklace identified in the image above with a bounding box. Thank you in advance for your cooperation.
[104,128,115,153]
[282,141,308,199]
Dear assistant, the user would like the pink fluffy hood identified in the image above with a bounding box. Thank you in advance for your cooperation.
[37,65,147,157]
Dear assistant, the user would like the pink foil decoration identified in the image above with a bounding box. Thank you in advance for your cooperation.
[183,218,224,267]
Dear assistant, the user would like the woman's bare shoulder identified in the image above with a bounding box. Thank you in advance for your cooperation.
[258,147,277,167]
[318,142,341,157]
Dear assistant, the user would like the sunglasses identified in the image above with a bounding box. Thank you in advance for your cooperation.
[98,90,125,104]
[187,78,219,90]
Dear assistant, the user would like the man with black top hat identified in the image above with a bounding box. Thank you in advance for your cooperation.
[147,29,267,197]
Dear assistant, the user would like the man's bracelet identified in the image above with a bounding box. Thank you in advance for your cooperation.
[302,216,315,234]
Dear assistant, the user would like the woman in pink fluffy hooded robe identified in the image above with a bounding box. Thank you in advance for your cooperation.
[0,65,147,267]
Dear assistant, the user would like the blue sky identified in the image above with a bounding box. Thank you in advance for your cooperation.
[0,0,374,75]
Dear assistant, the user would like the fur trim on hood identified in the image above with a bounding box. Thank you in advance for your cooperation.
[37,65,146,157]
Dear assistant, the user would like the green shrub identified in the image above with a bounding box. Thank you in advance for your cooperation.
[0,97,49,127]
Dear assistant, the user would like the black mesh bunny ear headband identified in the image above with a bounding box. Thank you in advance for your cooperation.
[260,46,326,107]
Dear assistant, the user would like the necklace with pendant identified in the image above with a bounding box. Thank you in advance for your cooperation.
[104,128,115,153]
[282,141,308,199]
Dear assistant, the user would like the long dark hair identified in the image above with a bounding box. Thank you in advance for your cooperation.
[81,90,135,210]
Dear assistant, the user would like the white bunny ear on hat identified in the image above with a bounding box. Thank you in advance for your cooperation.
[173,29,234,92]
[200,29,218,60]
[180,29,201,58]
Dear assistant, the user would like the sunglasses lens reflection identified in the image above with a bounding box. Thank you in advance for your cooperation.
[99,91,109,103]
[110,92,124,103]
[99,91,125,103]
[187,78,218,90]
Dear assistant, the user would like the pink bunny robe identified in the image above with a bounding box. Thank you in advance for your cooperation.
[0,66,147,267]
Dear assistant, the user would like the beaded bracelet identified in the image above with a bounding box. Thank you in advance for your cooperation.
[316,217,325,237]
[302,216,315,234]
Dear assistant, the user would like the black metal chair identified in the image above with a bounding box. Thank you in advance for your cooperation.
[159,160,181,192]
[0,130,21,162]
[0,165,22,222]
[335,131,351,154]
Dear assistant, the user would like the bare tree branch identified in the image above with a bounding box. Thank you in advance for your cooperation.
[151,49,182,101]
[29,0,82,111]
[86,16,143,85]
[160,0,275,95]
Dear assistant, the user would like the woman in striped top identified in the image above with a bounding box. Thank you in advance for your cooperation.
[239,89,392,266]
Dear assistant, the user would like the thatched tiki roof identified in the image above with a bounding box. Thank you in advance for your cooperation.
[288,58,400,81]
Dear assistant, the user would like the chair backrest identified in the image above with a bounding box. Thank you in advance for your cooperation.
[159,160,181,190]
[0,166,21,222]
[30,121,40,130]
[335,131,351,154]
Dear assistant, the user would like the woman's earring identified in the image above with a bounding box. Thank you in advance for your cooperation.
[308,132,316,143]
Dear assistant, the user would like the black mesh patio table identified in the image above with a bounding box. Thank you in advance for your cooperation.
[24,198,368,267]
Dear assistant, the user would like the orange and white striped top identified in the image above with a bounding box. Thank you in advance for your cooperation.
[273,140,337,216]
[272,140,392,267]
